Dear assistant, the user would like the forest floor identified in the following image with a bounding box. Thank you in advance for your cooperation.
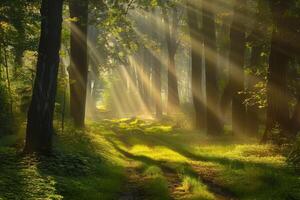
[0,118,300,200]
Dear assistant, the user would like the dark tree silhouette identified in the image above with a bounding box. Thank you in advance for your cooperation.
[24,0,63,153]
[69,0,89,127]
[202,1,221,135]
[187,1,205,129]
[262,1,291,142]
[229,0,247,135]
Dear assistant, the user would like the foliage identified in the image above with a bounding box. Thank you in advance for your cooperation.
[287,137,300,171]
[0,83,13,135]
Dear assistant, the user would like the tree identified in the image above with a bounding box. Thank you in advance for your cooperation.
[187,0,205,129]
[229,0,247,135]
[162,7,180,114]
[153,9,163,118]
[69,0,89,127]
[24,0,63,153]
[202,0,221,135]
[261,1,291,142]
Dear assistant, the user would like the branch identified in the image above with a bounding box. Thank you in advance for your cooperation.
[125,0,135,16]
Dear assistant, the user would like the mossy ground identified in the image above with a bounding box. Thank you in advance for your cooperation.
[0,118,299,200]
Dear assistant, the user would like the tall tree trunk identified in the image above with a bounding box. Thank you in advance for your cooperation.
[245,36,262,136]
[202,1,221,135]
[3,46,13,115]
[86,25,99,116]
[152,9,163,118]
[142,47,152,111]
[69,0,88,127]
[229,0,247,135]
[24,0,63,153]
[261,1,290,143]
[12,3,26,76]
[154,58,162,118]
[163,8,180,114]
[187,1,205,129]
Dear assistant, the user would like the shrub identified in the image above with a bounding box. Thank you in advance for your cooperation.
[0,82,13,135]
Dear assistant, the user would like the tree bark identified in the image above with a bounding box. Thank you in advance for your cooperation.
[163,8,180,114]
[261,1,291,143]
[69,0,89,127]
[229,0,247,135]
[24,0,63,153]
[202,1,221,135]
[245,35,262,136]
[187,0,205,129]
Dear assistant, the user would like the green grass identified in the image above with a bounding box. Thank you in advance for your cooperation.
[0,118,299,200]
[104,118,300,200]
[0,122,125,200]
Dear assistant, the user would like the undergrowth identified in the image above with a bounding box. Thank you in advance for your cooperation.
[1,118,300,200]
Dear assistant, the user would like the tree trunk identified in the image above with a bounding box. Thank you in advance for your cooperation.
[202,1,221,135]
[187,0,205,129]
[69,0,89,127]
[24,0,63,153]
[163,8,180,114]
[86,25,100,116]
[245,38,262,136]
[229,0,247,135]
[261,1,290,143]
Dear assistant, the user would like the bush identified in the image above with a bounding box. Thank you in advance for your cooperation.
[0,83,13,135]
[287,137,300,171]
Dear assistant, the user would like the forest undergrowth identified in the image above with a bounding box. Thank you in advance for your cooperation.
[0,118,300,200]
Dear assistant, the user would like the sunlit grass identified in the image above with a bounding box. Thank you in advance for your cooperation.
[181,176,214,200]
[130,145,188,163]
[103,118,300,200]
[1,119,299,200]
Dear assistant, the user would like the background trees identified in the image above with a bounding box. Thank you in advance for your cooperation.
[0,0,299,149]
[1,0,300,199]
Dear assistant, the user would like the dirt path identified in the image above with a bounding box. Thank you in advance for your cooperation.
[163,170,187,199]
[118,161,237,200]
[118,167,146,200]
[190,163,237,200]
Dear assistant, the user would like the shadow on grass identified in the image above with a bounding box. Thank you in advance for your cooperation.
[0,148,63,199]
[0,126,125,200]
[103,120,300,200]
[109,128,286,172]
[105,136,237,199]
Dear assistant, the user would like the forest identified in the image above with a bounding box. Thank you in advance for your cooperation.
[0,0,300,199]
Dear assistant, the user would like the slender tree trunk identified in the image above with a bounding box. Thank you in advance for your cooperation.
[245,40,262,136]
[86,25,100,116]
[229,0,247,135]
[151,9,163,118]
[12,4,26,77]
[69,0,88,127]
[24,0,63,153]
[187,1,205,129]
[202,1,221,135]
[153,42,162,118]
[3,46,13,115]
[163,8,180,114]
[261,1,290,143]
[143,48,152,111]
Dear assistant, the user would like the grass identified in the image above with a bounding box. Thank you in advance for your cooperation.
[0,118,299,199]
[0,122,125,200]
[104,118,300,200]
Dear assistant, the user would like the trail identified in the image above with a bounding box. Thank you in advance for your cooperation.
[118,158,237,200]
[190,163,237,200]
[118,166,146,200]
